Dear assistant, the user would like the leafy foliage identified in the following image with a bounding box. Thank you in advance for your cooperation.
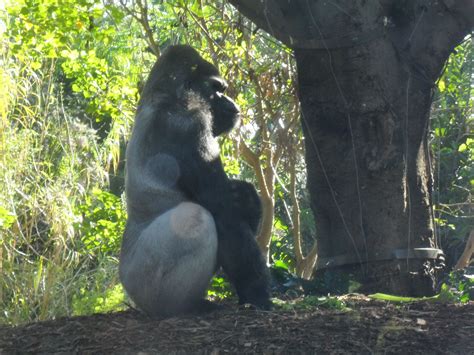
[0,0,134,323]
[207,276,233,300]
[432,40,473,264]
[72,279,126,315]
[273,295,349,311]
[75,189,125,255]
[441,269,474,303]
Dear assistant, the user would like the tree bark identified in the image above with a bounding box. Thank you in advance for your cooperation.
[230,0,473,295]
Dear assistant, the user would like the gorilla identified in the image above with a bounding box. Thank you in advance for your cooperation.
[119,45,271,316]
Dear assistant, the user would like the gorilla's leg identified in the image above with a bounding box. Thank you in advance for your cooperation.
[120,202,217,316]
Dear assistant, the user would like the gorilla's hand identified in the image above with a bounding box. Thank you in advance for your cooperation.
[237,276,273,311]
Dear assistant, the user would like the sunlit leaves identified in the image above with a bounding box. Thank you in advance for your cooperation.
[457,138,474,153]
[0,206,16,229]
[75,188,125,255]
[431,39,473,252]
[1,0,136,322]
[437,78,446,92]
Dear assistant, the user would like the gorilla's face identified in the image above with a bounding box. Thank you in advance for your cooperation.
[143,45,241,137]
[187,66,240,137]
[204,76,240,137]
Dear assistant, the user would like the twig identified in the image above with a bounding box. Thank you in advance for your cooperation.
[120,0,160,57]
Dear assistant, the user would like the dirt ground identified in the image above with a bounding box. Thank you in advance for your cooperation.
[0,296,473,354]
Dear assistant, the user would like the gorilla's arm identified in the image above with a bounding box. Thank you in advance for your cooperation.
[214,217,271,308]
[229,180,262,235]
[178,155,271,309]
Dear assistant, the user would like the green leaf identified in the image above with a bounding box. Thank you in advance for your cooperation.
[273,259,289,270]
[0,207,16,229]
[33,257,44,294]
[458,143,467,152]
[438,79,445,92]
[31,62,41,70]
[368,293,434,302]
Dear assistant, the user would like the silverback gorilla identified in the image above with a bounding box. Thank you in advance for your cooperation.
[119,45,271,316]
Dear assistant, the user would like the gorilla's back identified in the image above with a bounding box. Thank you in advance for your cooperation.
[125,104,186,222]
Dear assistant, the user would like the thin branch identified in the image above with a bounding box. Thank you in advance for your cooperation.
[455,230,474,269]
[290,158,303,263]
[120,0,160,57]
[184,1,218,64]
[290,154,317,279]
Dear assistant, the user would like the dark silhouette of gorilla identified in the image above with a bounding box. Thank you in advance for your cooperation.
[119,45,271,316]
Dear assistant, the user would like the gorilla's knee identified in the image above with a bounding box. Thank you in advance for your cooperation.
[120,203,218,316]
[170,202,216,242]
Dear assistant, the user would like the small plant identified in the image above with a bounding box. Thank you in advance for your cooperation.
[440,269,474,303]
[207,276,233,300]
[369,270,473,303]
[273,295,350,311]
[0,207,16,229]
[301,296,349,311]
[72,283,126,315]
[75,188,125,255]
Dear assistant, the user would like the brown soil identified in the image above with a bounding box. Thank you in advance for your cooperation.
[0,297,473,354]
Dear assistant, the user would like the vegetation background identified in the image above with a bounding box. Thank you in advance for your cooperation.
[0,0,472,325]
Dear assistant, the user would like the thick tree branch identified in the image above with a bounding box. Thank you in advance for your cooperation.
[228,0,288,42]
[387,0,474,81]
[229,0,473,52]
[239,140,269,199]
[240,138,275,259]
[229,0,384,49]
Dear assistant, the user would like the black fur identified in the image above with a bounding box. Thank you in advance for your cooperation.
[119,45,271,316]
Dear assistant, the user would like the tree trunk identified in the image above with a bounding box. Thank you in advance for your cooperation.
[230,0,473,295]
[296,45,440,295]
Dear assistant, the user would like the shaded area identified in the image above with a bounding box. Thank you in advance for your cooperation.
[229,0,474,296]
[0,297,472,354]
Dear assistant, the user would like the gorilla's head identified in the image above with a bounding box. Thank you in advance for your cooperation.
[141,45,240,137]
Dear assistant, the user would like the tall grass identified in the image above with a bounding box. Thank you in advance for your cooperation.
[0,29,124,324]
